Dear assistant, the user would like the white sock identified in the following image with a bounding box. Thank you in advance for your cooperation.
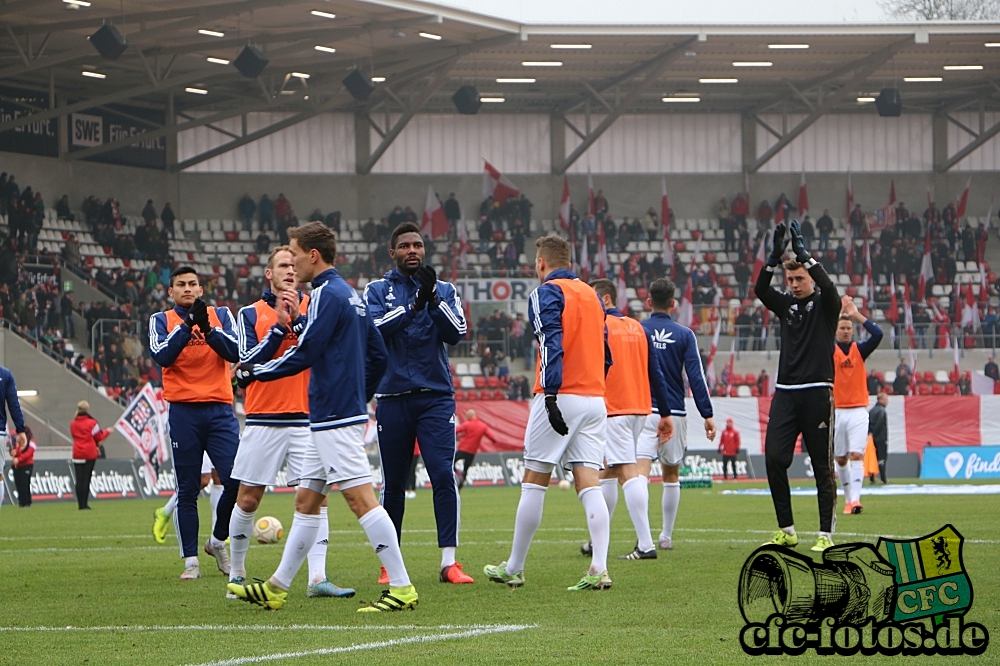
[209,483,222,534]
[441,546,456,569]
[849,460,864,505]
[359,506,411,588]
[623,476,654,552]
[579,486,610,575]
[506,483,547,575]
[162,493,178,517]
[599,478,618,522]
[660,482,680,542]
[781,525,796,536]
[228,506,254,579]
[307,507,329,586]
[837,463,851,501]
[271,512,321,590]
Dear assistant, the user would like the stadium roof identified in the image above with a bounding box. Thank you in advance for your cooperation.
[1,0,999,173]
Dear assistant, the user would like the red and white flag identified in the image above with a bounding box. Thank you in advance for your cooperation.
[889,179,896,206]
[705,319,722,389]
[917,230,934,304]
[981,263,990,306]
[587,170,596,217]
[457,217,470,270]
[724,339,736,396]
[751,229,771,284]
[798,173,809,217]
[930,300,951,349]
[677,276,694,329]
[903,276,916,348]
[661,177,674,275]
[482,160,519,203]
[961,282,981,331]
[845,211,854,275]
[927,185,933,216]
[579,229,590,277]
[420,185,449,240]
[558,176,571,231]
[954,337,962,387]
[616,264,628,313]
[864,241,874,309]
[909,347,918,396]
[597,220,610,278]
[956,177,971,218]
[774,193,786,225]
[888,273,898,348]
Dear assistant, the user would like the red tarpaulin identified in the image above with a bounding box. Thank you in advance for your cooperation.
[455,400,529,452]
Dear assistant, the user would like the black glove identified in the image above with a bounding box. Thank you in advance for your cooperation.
[768,223,788,267]
[790,220,810,263]
[544,395,569,436]
[185,298,208,330]
[193,298,212,334]
[413,265,438,311]
[234,364,256,389]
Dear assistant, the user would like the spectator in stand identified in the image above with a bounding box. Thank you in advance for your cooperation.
[307,208,323,223]
[835,242,846,273]
[986,356,999,382]
[816,210,834,252]
[984,308,998,348]
[142,199,157,224]
[867,369,884,395]
[255,230,271,255]
[736,307,752,351]
[734,260,751,300]
[756,199,773,231]
[893,358,911,395]
[361,217,378,243]
[718,418,741,480]
[518,193,533,233]
[453,409,498,491]
[9,425,34,507]
[480,347,496,377]
[238,194,257,232]
[70,400,111,510]
[62,233,81,268]
[61,291,75,338]
[509,312,527,359]
[732,192,749,228]
[478,215,493,253]
[324,210,341,233]
[0,173,6,216]
[617,219,631,252]
[800,215,814,252]
[161,202,176,239]
[56,194,74,221]
[849,203,865,238]
[257,194,273,231]
[751,308,763,351]
[594,189,609,216]
[644,207,660,241]
[506,374,530,401]
[757,369,769,396]
[716,197,730,229]
[958,372,972,395]
[444,193,461,234]
[961,224,976,263]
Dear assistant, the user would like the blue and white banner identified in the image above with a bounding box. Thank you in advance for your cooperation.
[922,446,1000,480]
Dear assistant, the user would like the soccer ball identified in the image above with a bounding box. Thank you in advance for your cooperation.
[558,479,571,490]
[253,516,283,544]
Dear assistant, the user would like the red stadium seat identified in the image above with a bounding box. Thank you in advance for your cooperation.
[875,371,884,382]
[944,384,958,395]
[918,383,932,395]
[716,275,728,286]
[473,377,486,388]
[850,274,863,286]
[923,371,935,383]
[225,230,238,241]
[450,364,456,375]
[237,266,250,278]
[723,287,736,299]
[674,241,685,252]
[486,376,499,388]
[729,386,739,397]
[884,386,893,395]
[346,278,357,288]
[704,252,716,264]
[493,389,506,400]
[466,390,478,401]
[750,386,759,397]
[246,254,259,266]
[453,376,461,389]
[948,369,959,383]
[845,286,858,297]
[636,287,648,299]
[932,384,944,395]
[691,230,702,241]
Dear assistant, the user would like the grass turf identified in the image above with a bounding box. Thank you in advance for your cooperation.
[0,479,998,665]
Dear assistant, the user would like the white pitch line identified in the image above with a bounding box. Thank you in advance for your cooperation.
[0,623,525,633]
[183,624,537,666]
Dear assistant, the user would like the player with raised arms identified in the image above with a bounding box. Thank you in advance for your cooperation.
[230,222,417,613]
[148,267,241,579]
[588,278,673,560]
[226,246,354,599]
[363,221,472,585]
[635,278,715,552]
[755,220,841,552]
[485,235,614,591]
[833,296,883,515]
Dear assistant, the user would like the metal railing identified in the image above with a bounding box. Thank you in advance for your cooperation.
[90,318,143,356]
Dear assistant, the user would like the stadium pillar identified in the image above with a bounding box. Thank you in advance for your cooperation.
[355,112,370,175]
[741,113,756,175]
[165,89,181,213]
[550,114,565,175]
[932,113,948,173]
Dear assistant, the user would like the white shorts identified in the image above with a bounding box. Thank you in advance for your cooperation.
[605,414,645,466]
[834,407,869,457]
[637,413,662,460]
[312,424,372,490]
[232,425,318,487]
[524,393,606,472]
[200,452,213,475]
[658,415,688,466]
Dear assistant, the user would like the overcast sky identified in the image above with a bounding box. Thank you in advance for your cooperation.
[430,0,898,24]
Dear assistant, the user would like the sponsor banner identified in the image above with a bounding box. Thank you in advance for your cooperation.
[678,450,756,479]
[3,460,76,502]
[456,278,538,303]
[0,86,57,157]
[749,452,921,480]
[132,458,175,498]
[82,459,141,500]
[922,445,1000,480]
[22,263,59,287]
[69,104,165,169]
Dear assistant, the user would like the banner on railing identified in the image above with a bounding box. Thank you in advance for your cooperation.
[0,86,57,157]
[68,104,166,169]
[115,383,170,491]
[22,263,59,288]
[455,278,539,302]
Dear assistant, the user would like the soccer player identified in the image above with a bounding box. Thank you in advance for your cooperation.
[589,278,673,560]
[227,246,354,599]
[755,221,841,552]
[363,222,473,585]
[0,363,27,513]
[152,453,218,544]
[484,235,615,591]
[229,222,416,613]
[636,278,715,551]
[149,267,241,579]
[833,296,883,515]
[454,409,498,491]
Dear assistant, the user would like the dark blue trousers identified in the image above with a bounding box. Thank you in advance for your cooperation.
[376,392,459,548]
[169,402,240,558]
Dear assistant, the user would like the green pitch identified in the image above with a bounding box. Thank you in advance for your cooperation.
[1,481,998,665]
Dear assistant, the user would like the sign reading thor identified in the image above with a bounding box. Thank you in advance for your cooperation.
[456,279,538,303]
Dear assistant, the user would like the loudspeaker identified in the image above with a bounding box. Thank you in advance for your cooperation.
[875,87,902,117]
[452,85,481,115]
[234,45,269,79]
[89,24,128,61]
[342,68,375,101]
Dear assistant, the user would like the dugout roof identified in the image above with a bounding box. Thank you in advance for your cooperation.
[1,0,999,173]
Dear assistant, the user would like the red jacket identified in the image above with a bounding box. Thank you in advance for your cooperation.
[71,413,110,461]
[456,418,497,454]
[718,426,741,456]
[12,438,34,467]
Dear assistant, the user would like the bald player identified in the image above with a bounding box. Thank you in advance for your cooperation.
[833,296,883,515]
[485,235,615,591]
[589,278,672,561]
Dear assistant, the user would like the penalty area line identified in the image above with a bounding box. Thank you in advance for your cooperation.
[182,624,538,666]
[0,623,528,633]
